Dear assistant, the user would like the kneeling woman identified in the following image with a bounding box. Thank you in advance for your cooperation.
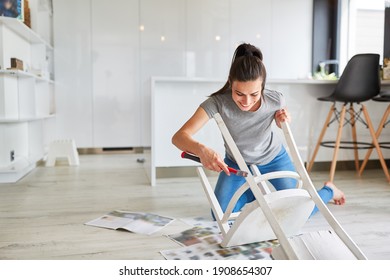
[172,43,345,217]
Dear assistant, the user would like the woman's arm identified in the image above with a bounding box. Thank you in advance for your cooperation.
[172,107,230,175]
[274,107,291,128]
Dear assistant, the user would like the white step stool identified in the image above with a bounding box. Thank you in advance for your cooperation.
[45,139,80,167]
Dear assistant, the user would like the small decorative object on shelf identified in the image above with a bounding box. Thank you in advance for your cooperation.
[10,57,23,70]
[23,0,30,27]
[0,0,24,21]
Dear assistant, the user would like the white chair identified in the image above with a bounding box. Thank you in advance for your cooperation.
[195,113,366,260]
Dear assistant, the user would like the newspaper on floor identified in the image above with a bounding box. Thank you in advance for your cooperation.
[161,230,278,260]
[85,210,175,235]
[162,217,279,260]
[167,226,223,247]
[180,216,220,232]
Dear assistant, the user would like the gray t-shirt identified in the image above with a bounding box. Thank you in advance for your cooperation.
[200,88,285,165]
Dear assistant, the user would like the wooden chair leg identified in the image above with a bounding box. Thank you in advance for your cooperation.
[307,104,335,172]
[349,104,360,172]
[360,105,390,175]
[359,105,390,182]
[329,104,347,182]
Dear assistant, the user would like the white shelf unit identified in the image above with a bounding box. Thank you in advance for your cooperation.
[0,16,55,183]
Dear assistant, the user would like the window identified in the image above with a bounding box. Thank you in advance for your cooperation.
[347,0,385,64]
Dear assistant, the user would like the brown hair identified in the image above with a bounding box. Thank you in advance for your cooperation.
[211,43,266,96]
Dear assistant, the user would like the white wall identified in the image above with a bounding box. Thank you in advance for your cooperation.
[53,0,313,148]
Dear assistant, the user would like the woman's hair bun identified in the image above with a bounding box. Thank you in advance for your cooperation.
[234,43,263,62]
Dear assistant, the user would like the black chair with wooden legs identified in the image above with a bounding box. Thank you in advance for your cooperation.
[359,92,390,176]
[307,53,390,183]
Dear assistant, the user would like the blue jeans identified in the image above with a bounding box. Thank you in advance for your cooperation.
[214,146,333,217]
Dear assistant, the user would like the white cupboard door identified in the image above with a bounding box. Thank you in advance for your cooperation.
[139,0,186,147]
[186,0,230,79]
[53,0,94,147]
[91,0,141,147]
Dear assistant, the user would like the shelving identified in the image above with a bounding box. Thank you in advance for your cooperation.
[0,115,55,123]
[0,69,54,83]
[0,14,55,183]
[0,16,53,49]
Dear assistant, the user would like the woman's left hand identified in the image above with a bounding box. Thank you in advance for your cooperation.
[274,108,291,128]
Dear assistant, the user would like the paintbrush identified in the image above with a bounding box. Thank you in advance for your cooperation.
[181,152,248,177]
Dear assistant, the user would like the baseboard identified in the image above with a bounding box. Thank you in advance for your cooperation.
[77,147,144,154]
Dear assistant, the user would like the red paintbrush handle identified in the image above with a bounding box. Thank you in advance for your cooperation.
[181,152,238,173]
[227,167,238,174]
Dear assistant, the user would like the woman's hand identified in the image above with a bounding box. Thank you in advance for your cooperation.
[198,146,230,175]
[172,107,230,175]
[274,108,291,128]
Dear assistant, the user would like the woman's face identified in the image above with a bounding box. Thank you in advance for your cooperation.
[231,79,262,112]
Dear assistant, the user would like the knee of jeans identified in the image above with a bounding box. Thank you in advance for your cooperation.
[270,177,297,191]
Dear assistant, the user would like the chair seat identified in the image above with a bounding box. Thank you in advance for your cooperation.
[317,93,374,103]
[221,189,314,247]
[380,91,390,97]
[372,91,390,102]
[317,94,336,102]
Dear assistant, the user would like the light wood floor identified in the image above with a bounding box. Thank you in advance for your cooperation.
[0,153,389,260]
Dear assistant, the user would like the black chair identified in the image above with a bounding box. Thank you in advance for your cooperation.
[359,91,390,174]
[307,53,390,183]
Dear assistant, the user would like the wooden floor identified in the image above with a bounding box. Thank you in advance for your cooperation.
[0,153,389,260]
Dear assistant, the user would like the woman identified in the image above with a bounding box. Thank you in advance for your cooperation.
[172,43,345,216]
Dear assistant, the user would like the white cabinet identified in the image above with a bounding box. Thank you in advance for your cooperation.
[230,0,272,66]
[0,16,55,183]
[268,0,312,79]
[186,0,231,79]
[91,0,141,147]
[54,0,142,148]
[53,0,93,147]
[139,0,187,146]
[53,0,315,149]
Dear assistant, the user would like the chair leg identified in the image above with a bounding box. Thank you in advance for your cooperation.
[329,105,347,182]
[358,105,390,183]
[196,167,230,235]
[307,104,335,172]
[360,105,390,175]
[349,104,360,172]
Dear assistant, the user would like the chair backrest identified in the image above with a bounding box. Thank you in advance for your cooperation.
[333,53,380,102]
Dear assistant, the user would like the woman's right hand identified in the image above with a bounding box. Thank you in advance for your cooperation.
[172,107,229,175]
[198,146,230,175]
